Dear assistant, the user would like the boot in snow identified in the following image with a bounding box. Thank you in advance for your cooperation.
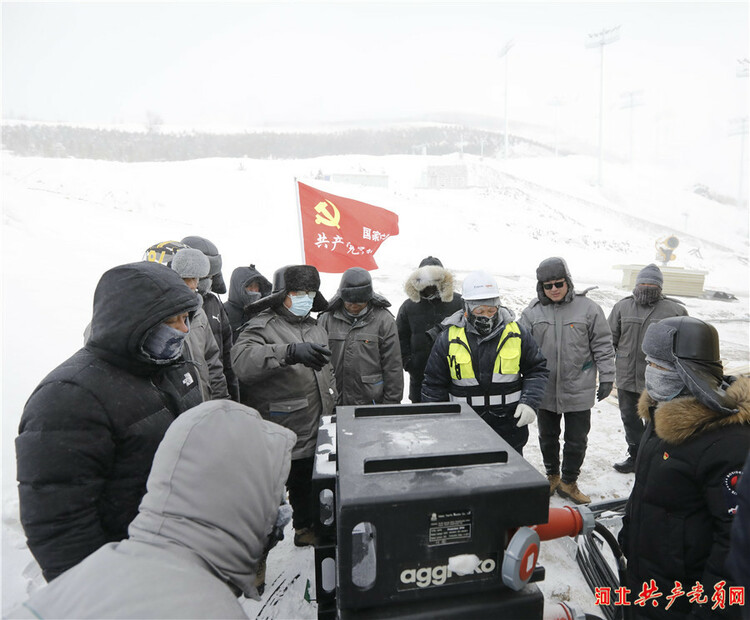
[557,481,591,505]
[547,473,561,496]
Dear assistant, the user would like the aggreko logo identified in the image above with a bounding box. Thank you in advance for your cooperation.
[399,558,496,588]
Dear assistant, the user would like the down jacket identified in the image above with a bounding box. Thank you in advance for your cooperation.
[15,262,203,582]
[519,284,614,413]
[422,307,549,416]
[621,378,750,619]
[202,291,240,401]
[608,295,687,393]
[318,293,403,405]
[231,306,337,460]
[9,400,296,619]
[396,265,463,400]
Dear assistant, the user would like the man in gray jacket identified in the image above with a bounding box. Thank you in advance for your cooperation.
[9,400,296,619]
[231,264,336,548]
[171,248,230,400]
[520,257,615,504]
[607,263,687,473]
[318,267,403,405]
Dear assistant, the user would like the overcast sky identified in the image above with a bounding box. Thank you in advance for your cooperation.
[3,1,747,127]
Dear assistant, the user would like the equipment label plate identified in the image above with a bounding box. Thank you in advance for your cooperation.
[428,510,472,545]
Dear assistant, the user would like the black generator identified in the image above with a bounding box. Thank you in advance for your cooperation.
[312,402,553,619]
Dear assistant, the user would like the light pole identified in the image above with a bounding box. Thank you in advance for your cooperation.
[498,40,514,158]
[620,90,644,162]
[586,26,621,185]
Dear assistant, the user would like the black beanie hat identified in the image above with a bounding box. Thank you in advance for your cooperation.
[339,267,373,303]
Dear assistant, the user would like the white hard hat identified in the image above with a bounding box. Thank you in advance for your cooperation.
[462,270,500,301]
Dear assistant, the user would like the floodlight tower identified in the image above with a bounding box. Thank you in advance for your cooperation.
[498,40,515,158]
[586,26,621,186]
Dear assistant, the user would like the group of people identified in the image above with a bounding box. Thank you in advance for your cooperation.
[11,241,749,619]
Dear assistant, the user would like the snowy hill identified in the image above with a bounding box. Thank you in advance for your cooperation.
[2,148,748,617]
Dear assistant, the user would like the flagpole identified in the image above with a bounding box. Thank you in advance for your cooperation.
[294,177,306,264]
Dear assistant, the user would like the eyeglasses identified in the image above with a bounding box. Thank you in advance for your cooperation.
[289,290,316,299]
[543,281,566,290]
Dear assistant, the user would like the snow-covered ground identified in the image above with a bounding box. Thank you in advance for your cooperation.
[2,148,748,617]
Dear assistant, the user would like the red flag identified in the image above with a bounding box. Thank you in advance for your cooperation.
[298,181,399,273]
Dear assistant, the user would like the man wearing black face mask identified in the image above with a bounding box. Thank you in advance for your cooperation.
[396,256,464,403]
[16,262,202,582]
[607,263,687,474]
[422,270,548,455]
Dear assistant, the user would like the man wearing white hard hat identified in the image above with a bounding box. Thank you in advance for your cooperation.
[422,270,549,455]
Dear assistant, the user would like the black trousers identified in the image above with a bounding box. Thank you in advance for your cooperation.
[408,374,423,403]
[617,389,645,457]
[482,412,529,456]
[287,456,315,530]
[537,408,591,484]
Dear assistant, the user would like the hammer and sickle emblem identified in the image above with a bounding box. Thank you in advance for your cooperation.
[314,200,341,229]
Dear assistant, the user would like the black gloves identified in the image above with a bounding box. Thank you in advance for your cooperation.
[286,342,332,371]
[597,381,613,401]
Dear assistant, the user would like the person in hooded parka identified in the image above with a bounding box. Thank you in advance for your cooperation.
[8,400,297,619]
[620,317,750,620]
[15,262,202,582]
[224,264,272,342]
[318,267,403,405]
[396,256,463,403]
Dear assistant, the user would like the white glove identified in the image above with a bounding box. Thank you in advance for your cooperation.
[514,403,536,427]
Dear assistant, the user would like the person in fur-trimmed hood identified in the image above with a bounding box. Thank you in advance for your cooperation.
[231,264,336,548]
[319,267,403,406]
[620,316,750,620]
[396,256,463,402]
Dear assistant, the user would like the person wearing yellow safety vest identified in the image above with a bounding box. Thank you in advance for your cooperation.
[421,271,549,455]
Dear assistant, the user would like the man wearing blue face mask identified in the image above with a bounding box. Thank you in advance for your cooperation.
[231,264,336,547]
[16,261,203,582]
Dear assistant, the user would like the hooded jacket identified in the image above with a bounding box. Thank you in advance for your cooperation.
[422,307,549,417]
[15,262,203,582]
[620,378,750,619]
[608,294,687,393]
[396,265,463,390]
[224,265,272,343]
[231,305,336,460]
[185,305,230,400]
[519,261,614,412]
[9,400,296,619]
[318,293,404,405]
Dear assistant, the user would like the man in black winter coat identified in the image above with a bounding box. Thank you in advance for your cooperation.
[182,235,240,401]
[396,256,463,402]
[16,261,203,582]
[620,317,749,620]
[224,264,272,342]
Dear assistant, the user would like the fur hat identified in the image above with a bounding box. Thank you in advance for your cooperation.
[245,264,328,314]
[404,265,455,303]
[419,256,443,268]
[636,264,664,287]
[339,267,373,303]
[536,257,574,305]
[171,249,210,279]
